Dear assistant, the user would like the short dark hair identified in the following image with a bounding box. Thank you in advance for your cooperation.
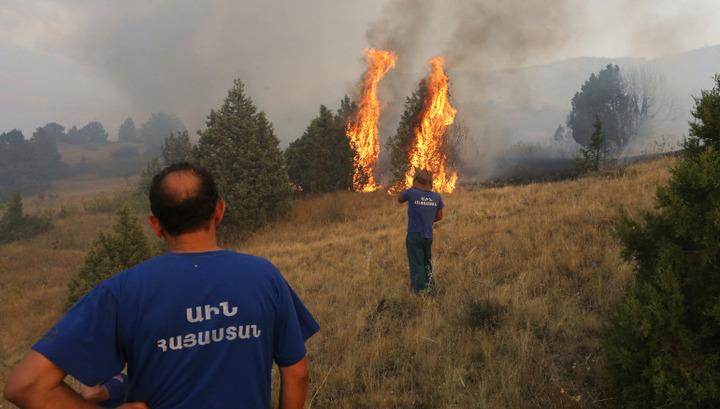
[413,169,433,186]
[149,162,219,236]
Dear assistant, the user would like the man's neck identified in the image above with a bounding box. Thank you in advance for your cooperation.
[165,229,222,253]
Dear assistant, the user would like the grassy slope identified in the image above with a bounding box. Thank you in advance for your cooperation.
[0,157,674,408]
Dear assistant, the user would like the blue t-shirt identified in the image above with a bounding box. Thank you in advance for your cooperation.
[33,250,319,409]
[99,373,129,408]
[401,188,444,239]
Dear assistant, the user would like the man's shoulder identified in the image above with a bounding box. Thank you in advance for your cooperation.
[221,250,278,270]
[404,188,420,198]
[106,251,283,294]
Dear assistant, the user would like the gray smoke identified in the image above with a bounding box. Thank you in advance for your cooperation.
[25,0,386,142]
[2,0,718,163]
[364,0,435,153]
[362,0,720,180]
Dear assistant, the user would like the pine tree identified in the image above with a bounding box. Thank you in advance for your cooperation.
[118,117,138,142]
[140,113,186,157]
[386,80,427,186]
[195,79,291,237]
[66,208,152,308]
[686,74,720,155]
[0,193,51,244]
[605,74,720,408]
[333,96,357,190]
[567,64,642,152]
[575,116,605,173]
[161,131,193,165]
[31,127,62,178]
[78,121,109,144]
[286,101,354,193]
[138,157,162,195]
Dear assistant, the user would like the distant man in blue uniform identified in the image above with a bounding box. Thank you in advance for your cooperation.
[398,169,444,294]
[4,162,320,409]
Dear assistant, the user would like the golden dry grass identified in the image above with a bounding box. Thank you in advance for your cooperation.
[0,157,675,408]
[58,142,143,166]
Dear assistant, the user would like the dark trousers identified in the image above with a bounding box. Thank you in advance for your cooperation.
[406,232,433,293]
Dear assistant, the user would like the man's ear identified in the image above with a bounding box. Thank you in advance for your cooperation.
[214,200,226,226]
[147,214,165,238]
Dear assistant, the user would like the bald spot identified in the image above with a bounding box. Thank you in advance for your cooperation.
[160,171,203,203]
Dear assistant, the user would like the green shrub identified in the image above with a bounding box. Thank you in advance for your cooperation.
[605,75,720,408]
[66,208,154,308]
[0,193,52,244]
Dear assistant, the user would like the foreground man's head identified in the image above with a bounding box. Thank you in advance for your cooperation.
[147,162,226,249]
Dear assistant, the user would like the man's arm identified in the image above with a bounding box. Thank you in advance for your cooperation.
[434,208,443,222]
[397,193,407,203]
[3,350,146,409]
[278,357,309,409]
[80,383,110,403]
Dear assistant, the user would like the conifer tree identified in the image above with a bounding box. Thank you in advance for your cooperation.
[605,75,720,408]
[138,157,162,195]
[161,131,193,165]
[118,117,138,142]
[0,193,52,244]
[140,112,186,156]
[66,208,152,308]
[195,79,291,236]
[286,100,354,193]
[386,80,427,186]
[567,64,641,152]
[575,116,605,173]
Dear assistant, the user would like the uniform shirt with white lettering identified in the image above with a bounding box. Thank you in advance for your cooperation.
[33,250,319,409]
[100,373,129,408]
[401,187,444,239]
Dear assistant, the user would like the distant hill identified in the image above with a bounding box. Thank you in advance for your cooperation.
[449,45,719,177]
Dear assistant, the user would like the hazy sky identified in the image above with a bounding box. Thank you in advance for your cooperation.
[1,0,719,143]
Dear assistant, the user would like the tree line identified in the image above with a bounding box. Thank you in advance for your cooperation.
[0,113,187,198]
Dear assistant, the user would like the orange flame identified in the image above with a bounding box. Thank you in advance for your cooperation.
[346,48,397,192]
[403,56,458,193]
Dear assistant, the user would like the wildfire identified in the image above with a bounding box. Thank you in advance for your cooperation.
[346,48,397,192]
[403,56,458,193]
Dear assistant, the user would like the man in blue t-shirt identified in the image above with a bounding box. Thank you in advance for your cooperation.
[4,162,320,409]
[398,169,444,294]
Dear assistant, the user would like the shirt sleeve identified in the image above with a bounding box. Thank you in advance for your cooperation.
[99,373,129,408]
[438,194,444,209]
[401,189,411,202]
[32,283,124,386]
[273,275,320,367]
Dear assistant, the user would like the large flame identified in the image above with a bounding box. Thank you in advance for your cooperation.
[403,56,458,193]
[346,48,397,192]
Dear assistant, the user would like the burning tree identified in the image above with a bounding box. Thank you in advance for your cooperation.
[345,48,397,192]
[389,56,459,193]
[387,79,428,186]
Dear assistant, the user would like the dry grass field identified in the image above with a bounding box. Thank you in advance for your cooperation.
[58,142,144,166]
[0,156,676,408]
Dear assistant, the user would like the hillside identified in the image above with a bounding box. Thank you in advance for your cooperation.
[0,156,675,408]
[452,45,719,178]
